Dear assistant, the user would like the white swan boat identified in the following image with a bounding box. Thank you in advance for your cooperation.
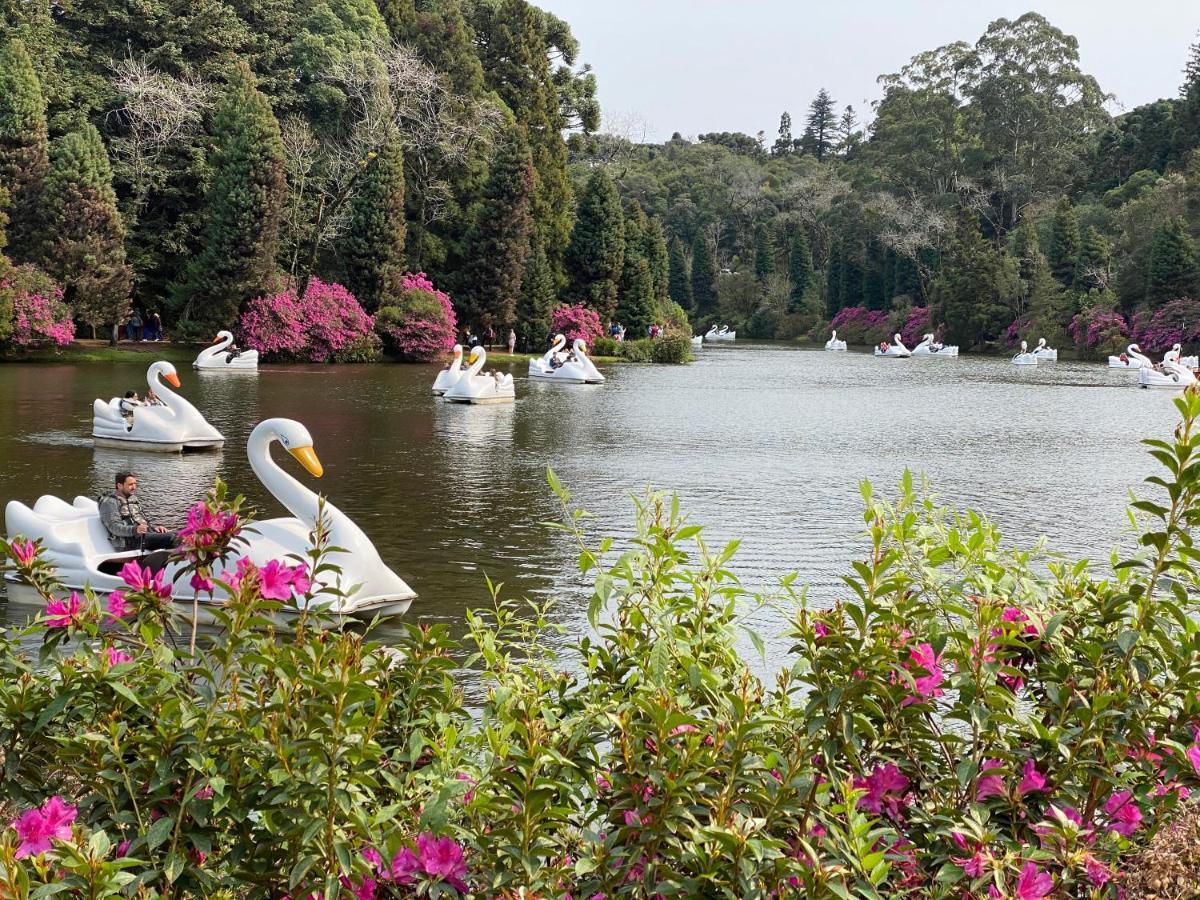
[528,335,603,383]
[93,361,224,452]
[705,325,736,342]
[691,335,704,348]
[1132,344,1199,389]
[824,330,847,351]
[874,334,911,358]
[1167,343,1198,368]
[1108,349,1142,369]
[1032,338,1058,362]
[432,344,465,395]
[5,418,415,619]
[444,347,515,404]
[1012,341,1038,366]
[193,331,259,370]
[911,333,959,357]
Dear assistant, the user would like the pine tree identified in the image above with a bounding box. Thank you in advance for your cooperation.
[38,123,131,337]
[934,210,1020,348]
[1147,217,1200,303]
[645,216,670,303]
[566,168,625,317]
[174,62,285,328]
[0,38,49,262]
[787,229,812,312]
[841,247,864,308]
[825,241,844,317]
[668,236,692,309]
[838,105,860,156]
[1047,199,1080,286]
[754,224,774,280]
[863,241,886,310]
[515,241,555,350]
[1012,217,1043,281]
[462,129,535,329]
[690,232,717,314]
[772,111,793,156]
[339,134,405,312]
[617,258,655,334]
[805,88,837,161]
[1075,226,1112,292]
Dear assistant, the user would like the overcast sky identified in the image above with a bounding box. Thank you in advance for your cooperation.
[535,0,1200,142]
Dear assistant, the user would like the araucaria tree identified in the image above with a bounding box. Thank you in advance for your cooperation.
[338,134,406,312]
[37,124,131,338]
[174,62,285,329]
[566,168,624,317]
[668,236,692,309]
[805,88,837,161]
[462,128,536,330]
[690,232,718,315]
[0,38,49,262]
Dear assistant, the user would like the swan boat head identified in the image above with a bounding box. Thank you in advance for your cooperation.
[151,360,182,389]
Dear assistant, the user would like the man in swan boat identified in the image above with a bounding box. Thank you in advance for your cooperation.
[99,471,176,553]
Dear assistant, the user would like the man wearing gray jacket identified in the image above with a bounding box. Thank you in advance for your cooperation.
[99,471,176,552]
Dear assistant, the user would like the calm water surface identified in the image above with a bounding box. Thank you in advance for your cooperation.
[0,345,1182,666]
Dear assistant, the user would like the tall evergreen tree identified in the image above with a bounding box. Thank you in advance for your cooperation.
[1047,199,1080,286]
[805,88,837,161]
[863,241,886,310]
[690,232,718,315]
[645,216,670,303]
[462,129,535,329]
[841,245,864,308]
[668,236,692,309]
[617,258,655,333]
[174,62,285,328]
[825,241,844,317]
[338,134,405,312]
[838,105,860,156]
[1075,226,1112,292]
[1012,217,1043,281]
[753,224,774,279]
[566,168,624,316]
[934,210,1020,348]
[1177,33,1200,159]
[772,111,793,156]
[37,123,131,337]
[1147,216,1200,303]
[787,229,812,311]
[0,38,49,262]
[515,241,555,351]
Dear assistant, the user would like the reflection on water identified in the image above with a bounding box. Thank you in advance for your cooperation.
[0,347,1182,667]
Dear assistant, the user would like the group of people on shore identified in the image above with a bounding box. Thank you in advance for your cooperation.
[120,308,164,342]
[460,326,518,354]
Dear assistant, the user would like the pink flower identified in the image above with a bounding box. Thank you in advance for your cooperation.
[44,592,83,629]
[1018,760,1046,796]
[289,563,312,595]
[1014,861,1053,899]
[596,773,611,794]
[976,760,1006,800]
[258,560,295,601]
[390,847,419,884]
[106,591,129,619]
[116,839,130,857]
[623,809,644,827]
[12,796,76,858]
[105,647,133,667]
[457,772,476,804]
[1187,744,1200,773]
[190,572,214,593]
[900,642,944,706]
[1103,790,1142,836]
[416,832,468,888]
[11,538,37,567]
[1084,854,1111,885]
[194,785,214,801]
[813,621,829,640]
[119,561,171,599]
[1001,606,1041,636]
[669,724,699,737]
[854,763,909,817]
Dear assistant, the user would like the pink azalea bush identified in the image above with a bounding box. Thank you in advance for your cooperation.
[897,305,931,347]
[239,278,380,363]
[824,305,891,346]
[549,303,604,345]
[1132,298,1200,353]
[2,265,74,348]
[1070,307,1130,356]
[374,272,457,362]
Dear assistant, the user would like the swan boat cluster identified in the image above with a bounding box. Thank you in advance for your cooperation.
[869,333,960,359]
[431,334,604,402]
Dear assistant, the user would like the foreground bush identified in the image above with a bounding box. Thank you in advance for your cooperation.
[239,278,380,363]
[7,395,1200,896]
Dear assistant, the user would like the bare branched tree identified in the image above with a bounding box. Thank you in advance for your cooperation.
[870,191,950,295]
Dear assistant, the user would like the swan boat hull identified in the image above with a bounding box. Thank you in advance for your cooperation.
[528,359,589,383]
[874,349,911,358]
[1139,369,1197,389]
[193,354,259,371]
[92,435,224,453]
[1108,357,1141,368]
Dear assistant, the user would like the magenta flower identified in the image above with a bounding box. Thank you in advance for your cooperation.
[44,592,83,629]
[900,642,944,706]
[289,563,312,595]
[258,560,295,600]
[1018,759,1046,796]
[190,572,215,593]
[596,773,611,794]
[11,796,76,859]
[976,759,1006,800]
[116,839,130,857]
[813,621,829,640]
[415,832,468,888]
[390,847,419,884]
[362,847,384,872]
[1084,854,1112,886]
[1013,861,1053,899]
[106,591,129,619]
[119,561,170,599]
[1187,743,1200,773]
[105,647,133,667]
[1103,790,1142,836]
[11,538,37,567]
[623,809,644,827]
[854,763,909,817]
[194,784,214,801]
[456,772,476,804]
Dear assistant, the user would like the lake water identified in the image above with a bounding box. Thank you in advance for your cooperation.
[0,344,1183,667]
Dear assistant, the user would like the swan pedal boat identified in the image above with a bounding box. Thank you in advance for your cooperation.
[4,418,415,620]
[1031,338,1057,362]
[1128,344,1199,389]
[910,333,959,357]
[445,347,516,403]
[528,336,604,384]
[691,335,703,347]
[874,334,912,358]
[193,331,259,370]
[824,330,847,351]
[432,344,465,395]
[93,361,224,452]
[1012,341,1038,366]
[1108,353,1142,369]
[705,325,736,342]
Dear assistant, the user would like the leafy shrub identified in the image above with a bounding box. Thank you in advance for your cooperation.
[1132,298,1200,353]
[240,278,379,363]
[777,311,818,341]
[827,305,891,346]
[9,394,1200,896]
[591,335,618,357]
[1070,306,1130,357]
[549,303,604,345]
[617,337,653,362]
[1,264,74,348]
[650,333,692,364]
[654,297,692,334]
[897,305,931,346]
[375,272,457,362]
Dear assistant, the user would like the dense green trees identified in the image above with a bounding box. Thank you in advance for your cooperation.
[690,233,717,316]
[1048,200,1080,286]
[787,230,812,311]
[339,135,406,312]
[0,39,48,262]
[1147,217,1200,303]
[668,237,692,309]
[566,168,624,316]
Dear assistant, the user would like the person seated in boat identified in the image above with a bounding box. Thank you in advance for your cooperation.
[118,390,141,429]
[99,471,177,553]
[549,353,564,369]
[145,388,165,407]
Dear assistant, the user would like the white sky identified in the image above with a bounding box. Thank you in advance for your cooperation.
[536,0,1200,141]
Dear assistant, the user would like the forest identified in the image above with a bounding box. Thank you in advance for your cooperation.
[0,6,1199,359]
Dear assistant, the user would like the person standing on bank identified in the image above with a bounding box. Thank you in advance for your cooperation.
[99,471,177,552]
